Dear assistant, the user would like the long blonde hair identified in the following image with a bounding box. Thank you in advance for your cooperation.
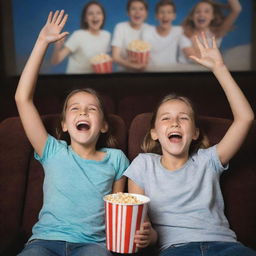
[142,93,210,155]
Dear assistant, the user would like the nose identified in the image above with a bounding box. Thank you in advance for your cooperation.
[170,119,179,127]
[79,110,88,116]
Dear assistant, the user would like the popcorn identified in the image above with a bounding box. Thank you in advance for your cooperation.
[104,192,143,204]
[127,40,151,65]
[90,53,113,73]
[127,40,151,52]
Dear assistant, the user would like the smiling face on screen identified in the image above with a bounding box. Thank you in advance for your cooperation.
[156,4,176,30]
[128,1,148,29]
[85,3,104,33]
[192,2,214,31]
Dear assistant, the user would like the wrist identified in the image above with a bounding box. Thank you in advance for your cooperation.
[212,63,227,73]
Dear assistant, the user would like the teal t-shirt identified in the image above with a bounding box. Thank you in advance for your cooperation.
[30,135,129,243]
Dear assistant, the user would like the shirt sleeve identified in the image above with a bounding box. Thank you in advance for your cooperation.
[198,145,229,174]
[123,154,147,190]
[114,149,130,181]
[111,23,123,48]
[179,34,192,49]
[65,31,80,53]
[34,135,67,164]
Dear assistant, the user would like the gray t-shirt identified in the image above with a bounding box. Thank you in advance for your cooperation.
[124,146,237,251]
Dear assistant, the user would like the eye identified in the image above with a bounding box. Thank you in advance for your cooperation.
[180,116,189,120]
[161,116,170,121]
[70,107,78,111]
[88,106,97,111]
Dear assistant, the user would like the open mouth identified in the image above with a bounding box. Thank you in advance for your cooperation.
[197,18,206,24]
[76,121,90,131]
[168,133,182,142]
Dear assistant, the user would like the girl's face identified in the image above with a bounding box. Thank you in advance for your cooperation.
[128,1,147,28]
[156,5,176,29]
[151,99,199,159]
[85,4,104,32]
[62,92,107,148]
[192,2,214,30]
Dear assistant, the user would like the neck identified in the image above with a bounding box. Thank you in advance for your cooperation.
[88,28,100,35]
[161,153,189,171]
[71,142,103,161]
[195,27,210,35]
[130,21,142,30]
[157,25,171,36]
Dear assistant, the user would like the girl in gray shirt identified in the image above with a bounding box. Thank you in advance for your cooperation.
[124,34,256,256]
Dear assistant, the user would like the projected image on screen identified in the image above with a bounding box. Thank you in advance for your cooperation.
[12,0,253,74]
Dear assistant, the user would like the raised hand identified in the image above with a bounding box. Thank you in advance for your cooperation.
[38,10,69,44]
[189,33,224,71]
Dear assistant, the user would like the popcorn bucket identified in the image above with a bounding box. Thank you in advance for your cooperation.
[92,60,113,74]
[127,50,150,65]
[104,193,150,254]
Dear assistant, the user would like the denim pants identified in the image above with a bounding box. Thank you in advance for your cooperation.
[160,242,256,256]
[17,239,113,256]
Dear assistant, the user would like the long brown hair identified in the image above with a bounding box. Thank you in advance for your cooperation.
[182,0,229,38]
[142,93,209,155]
[56,88,117,149]
[80,1,106,29]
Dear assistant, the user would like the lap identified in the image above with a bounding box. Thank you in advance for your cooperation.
[18,239,113,256]
[160,242,256,256]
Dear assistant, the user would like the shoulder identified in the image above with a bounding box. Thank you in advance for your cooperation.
[114,22,129,29]
[132,152,160,164]
[104,148,129,162]
[34,135,68,163]
[172,26,183,34]
[71,29,86,36]
[143,25,155,34]
[143,23,153,29]
[100,30,111,37]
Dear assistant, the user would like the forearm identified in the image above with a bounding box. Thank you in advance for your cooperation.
[228,0,242,13]
[213,65,254,122]
[15,39,48,103]
[150,227,158,245]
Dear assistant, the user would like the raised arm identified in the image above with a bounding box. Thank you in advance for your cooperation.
[189,34,254,165]
[15,10,69,156]
[217,0,242,38]
[51,38,71,65]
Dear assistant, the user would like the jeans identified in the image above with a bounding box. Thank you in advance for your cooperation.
[160,242,256,256]
[17,239,113,256]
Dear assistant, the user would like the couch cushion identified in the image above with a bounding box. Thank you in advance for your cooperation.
[0,117,33,252]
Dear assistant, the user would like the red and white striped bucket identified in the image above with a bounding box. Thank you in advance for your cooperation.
[104,193,150,254]
[127,50,150,65]
[92,60,113,74]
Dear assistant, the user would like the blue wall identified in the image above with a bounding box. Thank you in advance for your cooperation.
[12,0,253,74]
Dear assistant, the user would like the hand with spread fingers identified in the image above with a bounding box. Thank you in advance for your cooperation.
[189,33,224,71]
[38,10,69,44]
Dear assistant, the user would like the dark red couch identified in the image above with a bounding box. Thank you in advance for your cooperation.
[0,112,256,255]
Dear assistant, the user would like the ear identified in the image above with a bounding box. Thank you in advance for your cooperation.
[150,128,158,141]
[62,121,68,132]
[100,121,108,134]
[192,128,200,141]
